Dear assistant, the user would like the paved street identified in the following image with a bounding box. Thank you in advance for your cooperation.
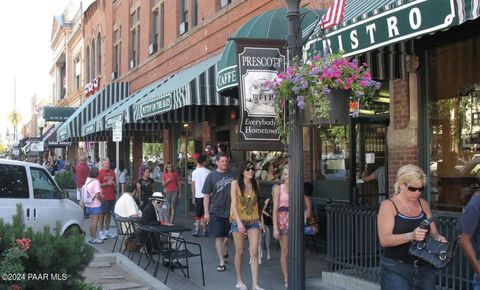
[80,199,344,290]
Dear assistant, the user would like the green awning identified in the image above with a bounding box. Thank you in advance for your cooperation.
[133,55,238,121]
[42,106,77,122]
[216,7,318,94]
[81,95,132,137]
[304,0,480,57]
[104,76,172,129]
[57,82,130,141]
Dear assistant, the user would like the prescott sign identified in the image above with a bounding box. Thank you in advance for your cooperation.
[304,0,455,57]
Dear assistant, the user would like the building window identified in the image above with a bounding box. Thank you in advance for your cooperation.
[113,27,121,79]
[150,1,160,54]
[86,46,90,83]
[427,36,480,212]
[97,33,102,76]
[74,56,81,90]
[220,0,232,9]
[192,0,198,28]
[91,41,95,80]
[130,7,140,69]
[179,0,188,35]
[160,3,165,48]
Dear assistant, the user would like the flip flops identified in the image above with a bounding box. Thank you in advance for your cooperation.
[217,264,226,272]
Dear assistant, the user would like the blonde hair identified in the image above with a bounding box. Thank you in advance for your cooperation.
[280,164,289,183]
[393,164,427,196]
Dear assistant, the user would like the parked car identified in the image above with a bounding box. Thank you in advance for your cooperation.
[0,159,84,235]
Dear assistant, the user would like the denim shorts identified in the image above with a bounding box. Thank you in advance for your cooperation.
[231,221,260,232]
[86,206,102,215]
[474,273,480,290]
[381,256,436,290]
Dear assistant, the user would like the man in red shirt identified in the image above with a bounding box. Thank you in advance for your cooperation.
[75,156,90,201]
[98,158,117,240]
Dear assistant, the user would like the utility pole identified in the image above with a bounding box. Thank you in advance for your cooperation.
[285,1,305,290]
[13,77,17,143]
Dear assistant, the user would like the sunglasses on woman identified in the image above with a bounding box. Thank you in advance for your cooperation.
[245,166,255,172]
[405,184,424,192]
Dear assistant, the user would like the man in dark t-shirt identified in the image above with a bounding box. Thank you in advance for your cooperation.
[202,152,235,272]
[461,194,480,289]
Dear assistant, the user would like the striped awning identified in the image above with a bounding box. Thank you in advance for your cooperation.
[305,0,479,57]
[133,54,238,122]
[104,76,173,130]
[82,94,129,137]
[57,82,130,142]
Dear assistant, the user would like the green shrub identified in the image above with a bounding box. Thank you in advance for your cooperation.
[0,204,95,290]
[55,171,76,190]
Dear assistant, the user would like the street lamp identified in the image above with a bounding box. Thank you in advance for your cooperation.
[285,1,305,290]
[37,116,45,165]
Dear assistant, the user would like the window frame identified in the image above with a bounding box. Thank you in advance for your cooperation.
[74,55,81,90]
[113,26,121,78]
[130,7,141,69]
[0,164,29,199]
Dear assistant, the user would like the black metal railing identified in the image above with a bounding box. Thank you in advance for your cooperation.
[326,205,474,289]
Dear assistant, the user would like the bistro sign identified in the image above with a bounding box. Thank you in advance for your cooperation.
[304,0,455,57]
[236,38,286,151]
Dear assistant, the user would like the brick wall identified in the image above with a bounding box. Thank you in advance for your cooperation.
[391,79,410,130]
[387,75,419,194]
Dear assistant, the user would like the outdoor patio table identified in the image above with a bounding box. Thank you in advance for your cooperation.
[139,224,192,278]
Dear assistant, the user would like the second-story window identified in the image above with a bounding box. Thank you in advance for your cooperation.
[130,7,140,69]
[160,2,165,48]
[97,33,102,76]
[86,46,90,82]
[113,27,121,79]
[74,56,81,90]
[192,0,198,28]
[179,0,188,35]
[91,40,95,80]
[150,0,160,54]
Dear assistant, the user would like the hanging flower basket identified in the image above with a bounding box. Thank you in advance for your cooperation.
[268,53,381,141]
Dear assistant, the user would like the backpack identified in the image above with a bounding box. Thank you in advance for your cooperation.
[82,179,96,205]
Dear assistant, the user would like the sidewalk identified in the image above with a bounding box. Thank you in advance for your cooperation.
[80,199,344,290]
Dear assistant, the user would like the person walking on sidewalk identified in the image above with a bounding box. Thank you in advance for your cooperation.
[162,162,181,224]
[203,152,236,272]
[98,158,117,240]
[76,155,90,201]
[80,167,104,244]
[115,160,128,194]
[460,191,480,289]
[230,161,265,290]
[377,164,446,289]
[273,165,290,288]
[137,167,154,210]
[191,155,211,237]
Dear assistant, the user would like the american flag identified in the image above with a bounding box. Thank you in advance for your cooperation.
[321,0,347,30]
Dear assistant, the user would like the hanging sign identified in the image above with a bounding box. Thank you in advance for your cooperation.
[235,38,286,151]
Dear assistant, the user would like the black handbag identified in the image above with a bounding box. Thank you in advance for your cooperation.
[408,217,460,269]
